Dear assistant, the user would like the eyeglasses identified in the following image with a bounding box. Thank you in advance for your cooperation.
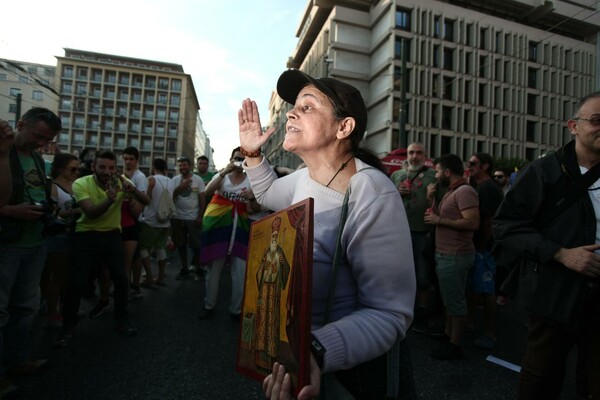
[233,157,245,162]
[493,175,505,180]
[575,117,600,126]
[466,160,479,167]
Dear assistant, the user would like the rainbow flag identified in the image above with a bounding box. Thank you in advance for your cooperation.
[201,194,250,263]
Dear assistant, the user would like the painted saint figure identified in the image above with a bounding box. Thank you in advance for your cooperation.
[255,217,291,371]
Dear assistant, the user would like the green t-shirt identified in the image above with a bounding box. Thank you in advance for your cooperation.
[15,153,46,247]
[198,171,216,186]
[390,167,437,232]
[73,175,128,232]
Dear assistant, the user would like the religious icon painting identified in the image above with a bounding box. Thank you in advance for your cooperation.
[236,198,314,396]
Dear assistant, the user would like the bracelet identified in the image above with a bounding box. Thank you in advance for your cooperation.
[240,147,261,158]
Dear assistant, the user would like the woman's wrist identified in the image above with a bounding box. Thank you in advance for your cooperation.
[240,147,261,158]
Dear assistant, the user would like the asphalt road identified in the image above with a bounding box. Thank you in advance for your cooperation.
[17,259,581,400]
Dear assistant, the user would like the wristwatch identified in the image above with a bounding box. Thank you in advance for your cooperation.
[310,334,326,369]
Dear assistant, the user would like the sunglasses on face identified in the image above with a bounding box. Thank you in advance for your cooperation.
[466,160,479,167]
[233,157,245,162]
[493,175,505,180]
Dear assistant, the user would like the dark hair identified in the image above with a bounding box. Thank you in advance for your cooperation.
[123,146,139,160]
[153,158,167,172]
[177,155,190,163]
[573,92,600,118]
[230,147,241,159]
[437,154,464,176]
[474,152,494,177]
[197,155,209,162]
[95,150,116,162]
[494,167,511,177]
[50,153,79,179]
[21,107,62,132]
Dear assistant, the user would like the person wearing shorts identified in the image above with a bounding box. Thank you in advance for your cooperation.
[424,154,479,360]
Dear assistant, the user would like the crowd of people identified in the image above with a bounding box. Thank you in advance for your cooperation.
[1,72,599,400]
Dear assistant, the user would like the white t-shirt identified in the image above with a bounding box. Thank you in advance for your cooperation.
[141,174,174,228]
[172,174,205,220]
[128,169,148,193]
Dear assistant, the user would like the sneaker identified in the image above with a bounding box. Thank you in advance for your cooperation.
[42,315,63,329]
[474,335,497,350]
[89,299,110,319]
[128,287,143,300]
[7,359,48,376]
[175,269,192,280]
[53,328,75,348]
[197,308,213,320]
[116,318,138,336]
[430,342,463,360]
[0,377,18,398]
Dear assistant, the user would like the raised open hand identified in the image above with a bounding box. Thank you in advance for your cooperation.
[239,98,276,155]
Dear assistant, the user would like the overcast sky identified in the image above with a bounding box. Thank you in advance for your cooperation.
[1,0,306,168]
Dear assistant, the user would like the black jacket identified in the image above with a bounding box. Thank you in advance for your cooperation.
[493,140,599,330]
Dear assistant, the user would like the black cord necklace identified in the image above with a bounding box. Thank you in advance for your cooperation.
[326,155,354,188]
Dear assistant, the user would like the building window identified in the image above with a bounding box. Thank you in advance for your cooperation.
[527,94,538,115]
[9,104,16,113]
[479,55,488,78]
[443,19,455,42]
[443,48,454,71]
[171,79,181,92]
[465,52,473,74]
[62,65,73,78]
[526,121,537,142]
[395,7,411,31]
[158,77,169,90]
[434,16,440,38]
[466,24,474,46]
[170,94,180,107]
[77,67,88,80]
[32,91,43,100]
[479,28,488,49]
[479,83,487,106]
[19,76,28,83]
[433,45,440,68]
[528,68,538,89]
[0,73,6,81]
[443,77,453,100]
[529,41,538,62]
[9,88,21,97]
[394,37,411,60]
[442,106,452,130]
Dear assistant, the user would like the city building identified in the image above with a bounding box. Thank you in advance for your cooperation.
[0,59,57,127]
[265,0,600,168]
[55,48,200,174]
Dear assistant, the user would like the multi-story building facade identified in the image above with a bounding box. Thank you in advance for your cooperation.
[265,0,600,168]
[0,59,57,127]
[55,49,200,174]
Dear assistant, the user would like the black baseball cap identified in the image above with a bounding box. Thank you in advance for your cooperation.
[276,69,367,141]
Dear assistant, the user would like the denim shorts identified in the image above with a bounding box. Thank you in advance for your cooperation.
[435,252,474,316]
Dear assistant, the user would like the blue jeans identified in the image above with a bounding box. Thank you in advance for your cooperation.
[63,231,128,328]
[0,243,47,377]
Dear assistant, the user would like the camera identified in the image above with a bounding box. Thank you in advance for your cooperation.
[233,161,243,167]
[34,200,68,237]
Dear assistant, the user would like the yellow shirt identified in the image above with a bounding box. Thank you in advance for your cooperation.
[73,175,131,232]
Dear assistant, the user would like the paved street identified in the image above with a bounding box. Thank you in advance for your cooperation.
[18,259,581,400]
